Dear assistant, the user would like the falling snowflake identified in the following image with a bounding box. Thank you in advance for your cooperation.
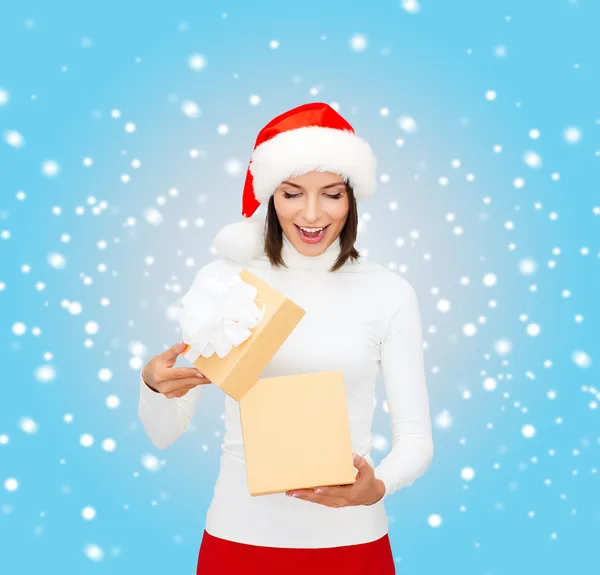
[572,350,591,368]
[80,434,94,447]
[41,160,60,177]
[372,434,388,451]
[401,0,421,14]
[3,130,25,148]
[4,478,18,492]
[188,53,207,71]
[98,368,113,382]
[494,339,512,355]
[398,115,417,133]
[519,258,537,275]
[106,395,120,409]
[224,159,242,175]
[48,252,66,269]
[483,378,497,391]
[521,424,536,439]
[85,321,99,335]
[435,410,453,429]
[482,273,497,287]
[349,34,368,52]
[523,151,542,168]
[563,126,582,143]
[102,438,117,452]
[144,207,163,225]
[84,544,104,561]
[35,365,56,384]
[461,467,475,481]
[463,323,477,337]
[141,453,162,472]
[181,100,201,118]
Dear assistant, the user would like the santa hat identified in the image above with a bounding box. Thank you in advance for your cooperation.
[214,102,377,263]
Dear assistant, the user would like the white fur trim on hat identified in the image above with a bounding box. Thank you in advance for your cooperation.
[213,217,265,263]
[249,126,377,203]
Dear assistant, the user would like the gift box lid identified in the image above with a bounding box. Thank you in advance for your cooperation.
[186,269,305,401]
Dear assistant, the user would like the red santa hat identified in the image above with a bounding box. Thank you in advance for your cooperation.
[214,102,377,263]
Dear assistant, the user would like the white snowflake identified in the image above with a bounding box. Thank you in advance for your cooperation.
[349,34,367,52]
[188,53,207,71]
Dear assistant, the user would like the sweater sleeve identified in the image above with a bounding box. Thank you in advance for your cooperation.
[138,369,203,449]
[373,281,434,499]
[137,260,231,450]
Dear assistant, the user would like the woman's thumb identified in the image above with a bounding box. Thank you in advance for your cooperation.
[165,341,187,359]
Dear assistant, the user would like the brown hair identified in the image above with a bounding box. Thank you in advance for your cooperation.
[263,182,360,272]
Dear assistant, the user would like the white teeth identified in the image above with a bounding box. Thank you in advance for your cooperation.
[299,226,324,233]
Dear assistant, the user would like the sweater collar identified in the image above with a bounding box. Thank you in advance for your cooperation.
[271,232,342,271]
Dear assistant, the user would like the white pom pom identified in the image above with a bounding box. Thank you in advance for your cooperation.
[213,218,265,263]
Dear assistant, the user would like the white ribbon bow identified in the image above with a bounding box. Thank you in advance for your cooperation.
[173,272,264,361]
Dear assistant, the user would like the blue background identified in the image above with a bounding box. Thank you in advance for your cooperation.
[0,1,598,573]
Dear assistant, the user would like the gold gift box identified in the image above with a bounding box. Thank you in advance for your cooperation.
[239,370,357,496]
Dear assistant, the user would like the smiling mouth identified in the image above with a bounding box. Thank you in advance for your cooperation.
[294,224,330,241]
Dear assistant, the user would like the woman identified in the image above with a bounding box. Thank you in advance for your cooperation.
[138,102,434,574]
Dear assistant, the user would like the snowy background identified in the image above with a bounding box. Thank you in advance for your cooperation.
[1,0,598,573]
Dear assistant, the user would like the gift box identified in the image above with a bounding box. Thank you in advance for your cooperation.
[239,370,357,496]
[177,268,305,401]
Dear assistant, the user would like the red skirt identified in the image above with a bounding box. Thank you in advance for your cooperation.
[196,529,396,575]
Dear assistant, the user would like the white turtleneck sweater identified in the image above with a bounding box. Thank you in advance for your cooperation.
[138,234,434,548]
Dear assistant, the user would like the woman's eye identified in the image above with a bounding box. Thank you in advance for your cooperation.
[282,190,343,199]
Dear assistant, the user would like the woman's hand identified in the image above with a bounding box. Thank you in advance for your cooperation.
[285,454,386,507]
[141,341,212,399]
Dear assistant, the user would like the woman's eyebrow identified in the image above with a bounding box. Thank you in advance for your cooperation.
[280,181,303,189]
[280,181,345,190]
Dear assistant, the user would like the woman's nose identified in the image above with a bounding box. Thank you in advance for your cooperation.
[302,197,322,222]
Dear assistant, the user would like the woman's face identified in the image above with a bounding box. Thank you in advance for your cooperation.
[273,171,350,257]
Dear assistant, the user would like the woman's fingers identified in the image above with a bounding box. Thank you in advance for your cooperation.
[290,491,349,508]
[161,377,210,395]
[311,485,355,500]
[164,383,198,398]
[158,367,205,381]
